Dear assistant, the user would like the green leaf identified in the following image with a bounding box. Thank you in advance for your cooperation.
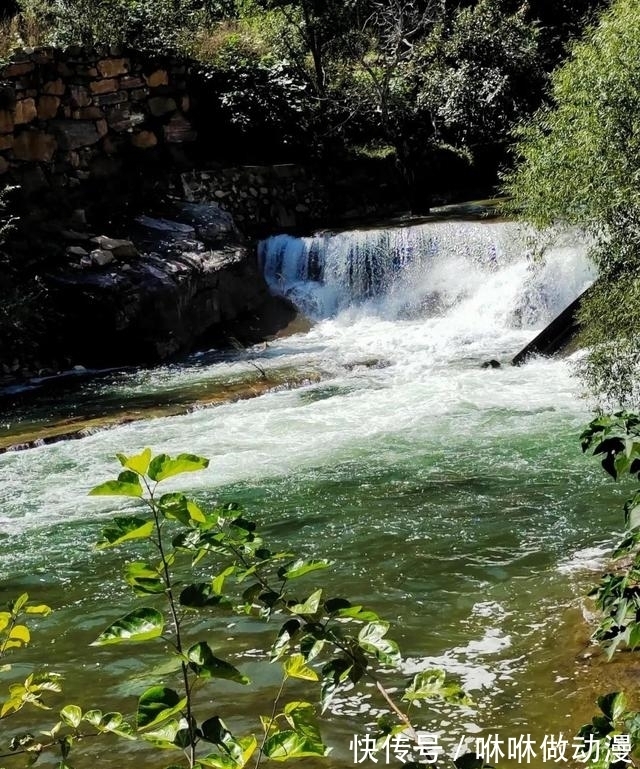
[403,669,471,706]
[92,607,164,645]
[89,471,143,498]
[283,654,319,681]
[117,448,152,476]
[199,734,257,768]
[137,687,187,730]
[289,589,322,616]
[148,453,209,483]
[96,517,154,549]
[283,701,324,750]
[179,583,231,609]
[187,642,250,684]
[124,562,165,595]
[278,559,332,580]
[597,692,627,723]
[60,705,82,728]
[24,604,52,616]
[142,718,184,750]
[263,730,327,760]
[357,622,401,666]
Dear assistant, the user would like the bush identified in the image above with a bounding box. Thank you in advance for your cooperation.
[504,0,640,407]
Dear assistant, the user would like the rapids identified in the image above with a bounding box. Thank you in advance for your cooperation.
[0,218,623,767]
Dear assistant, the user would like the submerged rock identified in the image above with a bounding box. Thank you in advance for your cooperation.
[481,359,501,369]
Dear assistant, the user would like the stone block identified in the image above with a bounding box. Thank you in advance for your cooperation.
[2,61,34,78]
[89,78,118,95]
[0,85,16,111]
[90,248,115,266]
[149,96,176,117]
[144,69,168,88]
[0,156,8,174]
[180,95,190,112]
[119,76,145,90]
[51,119,101,150]
[90,235,138,259]
[96,118,108,137]
[97,58,129,78]
[76,106,103,120]
[37,95,60,120]
[43,78,65,96]
[106,105,145,132]
[13,130,57,161]
[69,85,91,108]
[0,109,14,134]
[0,134,13,151]
[163,113,196,143]
[131,130,157,149]
[15,97,37,125]
[93,91,128,107]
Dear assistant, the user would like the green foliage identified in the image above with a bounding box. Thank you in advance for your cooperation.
[418,0,544,148]
[580,412,640,766]
[504,0,640,406]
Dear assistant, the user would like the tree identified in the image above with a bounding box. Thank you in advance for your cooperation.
[503,0,640,407]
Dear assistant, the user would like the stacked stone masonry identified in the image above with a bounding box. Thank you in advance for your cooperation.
[0,46,196,184]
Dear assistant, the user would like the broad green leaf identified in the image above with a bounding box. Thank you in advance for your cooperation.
[179,583,231,609]
[278,559,332,581]
[402,669,471,706]
[597,692,627,723]
[357,622,400,666]
[8,625,30,645]
[283,701,324,749]
[263,730,327,760]
[199,734,257,769]
[283,654,318,681]
[83,709,103,727]
[11,593,29,613]
[124,562,165,595]
[148,453,209,483]
[142,718,184,750]
[97,517,154,549]
[212,566,237,596]
[335,605,380,622]
[60,705,82,728]
[187,642,250,684]
[92,607,164,645]
[200,716,246,764]
[289,589,322,616]
[89,471,143,498]
[137,686,187,730]
[25,604,52,616]
[0,611,11,632]
[116,448,152,476]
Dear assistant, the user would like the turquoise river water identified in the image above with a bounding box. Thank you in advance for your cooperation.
[0,219,629,768]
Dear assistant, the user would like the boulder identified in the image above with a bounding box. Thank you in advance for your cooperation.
[90,249,115,266]
[90,235,138,259]
[52,119,102,150]
[97,58,129,78]
[14,97,36,125]
[13,130,57,161]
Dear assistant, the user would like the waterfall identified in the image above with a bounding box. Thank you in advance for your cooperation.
[259,221,595,330]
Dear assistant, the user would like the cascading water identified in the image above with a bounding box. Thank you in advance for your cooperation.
[0,217,614,767]
[259,221,595,335]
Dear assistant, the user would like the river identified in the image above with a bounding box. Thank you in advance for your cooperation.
[0,218,627,767]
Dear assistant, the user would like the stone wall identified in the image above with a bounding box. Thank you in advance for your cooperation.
[179,165,328,233]
[0,46,195,189]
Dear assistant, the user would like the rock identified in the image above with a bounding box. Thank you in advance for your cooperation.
[0,157,8,175]
[90,249,115,266]
[135,215,196,240]
[163,113,195,143]
[14,97,37,124]
[119,76,145,90]
[144,69,168,87]
[107,106,145,132]
[79,255,93,268]
[90,235,138,259]
[61,229,92,242]
[51,119,102,149]
[66,246,89,258]
[0,134,13,151]
[130,130,157,149]
[89,78,118,95]
[71,209,87,227]
[148,96,176,117]
[0,109,14,134]
[43,79,65,96]
[481,359,501,369]
[176,202,237,244]
[37,95,61,120]
[13,130,57,161]
[2,61,34,77]
[69,85,91,108]
[97,58,129,78]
